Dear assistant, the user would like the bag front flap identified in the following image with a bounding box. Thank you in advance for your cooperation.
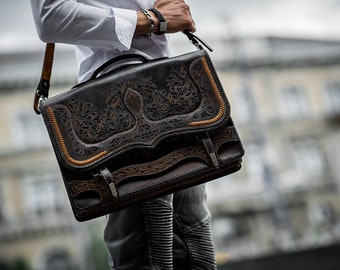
[40,50,230,169]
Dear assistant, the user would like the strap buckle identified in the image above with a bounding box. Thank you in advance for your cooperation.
[33,79,50,114]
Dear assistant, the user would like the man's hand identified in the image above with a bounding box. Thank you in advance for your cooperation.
[135,0,195,36]
[153,0,196,33]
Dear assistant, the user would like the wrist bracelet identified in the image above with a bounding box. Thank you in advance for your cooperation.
[140,7,154,39]
[149,8,167,35]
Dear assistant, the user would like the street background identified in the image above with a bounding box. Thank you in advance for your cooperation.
[1,0,340,269]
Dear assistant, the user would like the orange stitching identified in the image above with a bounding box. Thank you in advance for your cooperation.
[189,57,226,126]
[46,107,107,166]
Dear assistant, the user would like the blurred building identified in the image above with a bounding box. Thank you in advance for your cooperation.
[0,49,108,270]
[1,35,340,269]
[205,35,340,265]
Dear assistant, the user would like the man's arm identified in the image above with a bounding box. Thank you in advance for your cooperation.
[30,0,195,49]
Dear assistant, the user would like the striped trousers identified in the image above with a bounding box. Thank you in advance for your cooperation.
[104,184,217,270]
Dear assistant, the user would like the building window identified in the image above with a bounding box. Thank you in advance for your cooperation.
[10,110,50,150]
[44,250,74,270]
[232,86,252,124]
[0,187,4,222]
[24,175,63,215]
[291,139,325,178]
[212,216,242,251]
[324,81,340,115]
[278,85,309,119]
[308,201,335,227]
[245,144,265,180]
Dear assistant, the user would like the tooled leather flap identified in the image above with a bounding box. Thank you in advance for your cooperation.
[40,50,231,169]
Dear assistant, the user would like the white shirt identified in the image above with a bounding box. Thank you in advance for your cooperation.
[30,0,171,82]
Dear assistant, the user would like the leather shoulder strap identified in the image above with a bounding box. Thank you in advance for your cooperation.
[33,43,55,114]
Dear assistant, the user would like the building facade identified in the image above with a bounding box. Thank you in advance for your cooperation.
[0,49,108,270]
[205,36,340,263]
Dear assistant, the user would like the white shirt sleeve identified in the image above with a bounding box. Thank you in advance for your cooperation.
[29,0,137,51]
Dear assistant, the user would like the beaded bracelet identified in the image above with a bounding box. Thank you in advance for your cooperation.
[140,7,154,39]
[149,8,167,35]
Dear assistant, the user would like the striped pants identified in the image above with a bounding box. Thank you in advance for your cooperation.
[104,184,217,270]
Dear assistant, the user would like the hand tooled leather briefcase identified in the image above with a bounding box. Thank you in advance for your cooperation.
[33,32,245,221]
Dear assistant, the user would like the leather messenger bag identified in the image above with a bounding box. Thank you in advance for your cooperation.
[33,32,245,221]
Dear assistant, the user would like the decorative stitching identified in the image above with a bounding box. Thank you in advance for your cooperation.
[189,57,226,126]
[46,106,107,166]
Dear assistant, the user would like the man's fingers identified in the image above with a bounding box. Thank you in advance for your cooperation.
[153,0,196,33]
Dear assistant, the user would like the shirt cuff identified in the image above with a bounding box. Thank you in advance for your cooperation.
[111,8,137,51]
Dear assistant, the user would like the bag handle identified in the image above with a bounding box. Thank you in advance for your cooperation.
[91,31,213,80]
[90,54,149,80]
[33,31,212,114]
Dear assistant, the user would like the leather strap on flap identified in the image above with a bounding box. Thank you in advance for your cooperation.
[200,132,220,169]
[100,168,118,198]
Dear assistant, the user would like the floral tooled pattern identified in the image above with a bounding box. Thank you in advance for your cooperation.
[111,126,238,187]
[69,175,112,202]
[190,59,219,121]
[52,106,103,160]
[50,58,222,160]
[138,64,201,121]
[66,85,135,144]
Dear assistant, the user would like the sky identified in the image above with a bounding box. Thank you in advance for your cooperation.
[1,0,340,53]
